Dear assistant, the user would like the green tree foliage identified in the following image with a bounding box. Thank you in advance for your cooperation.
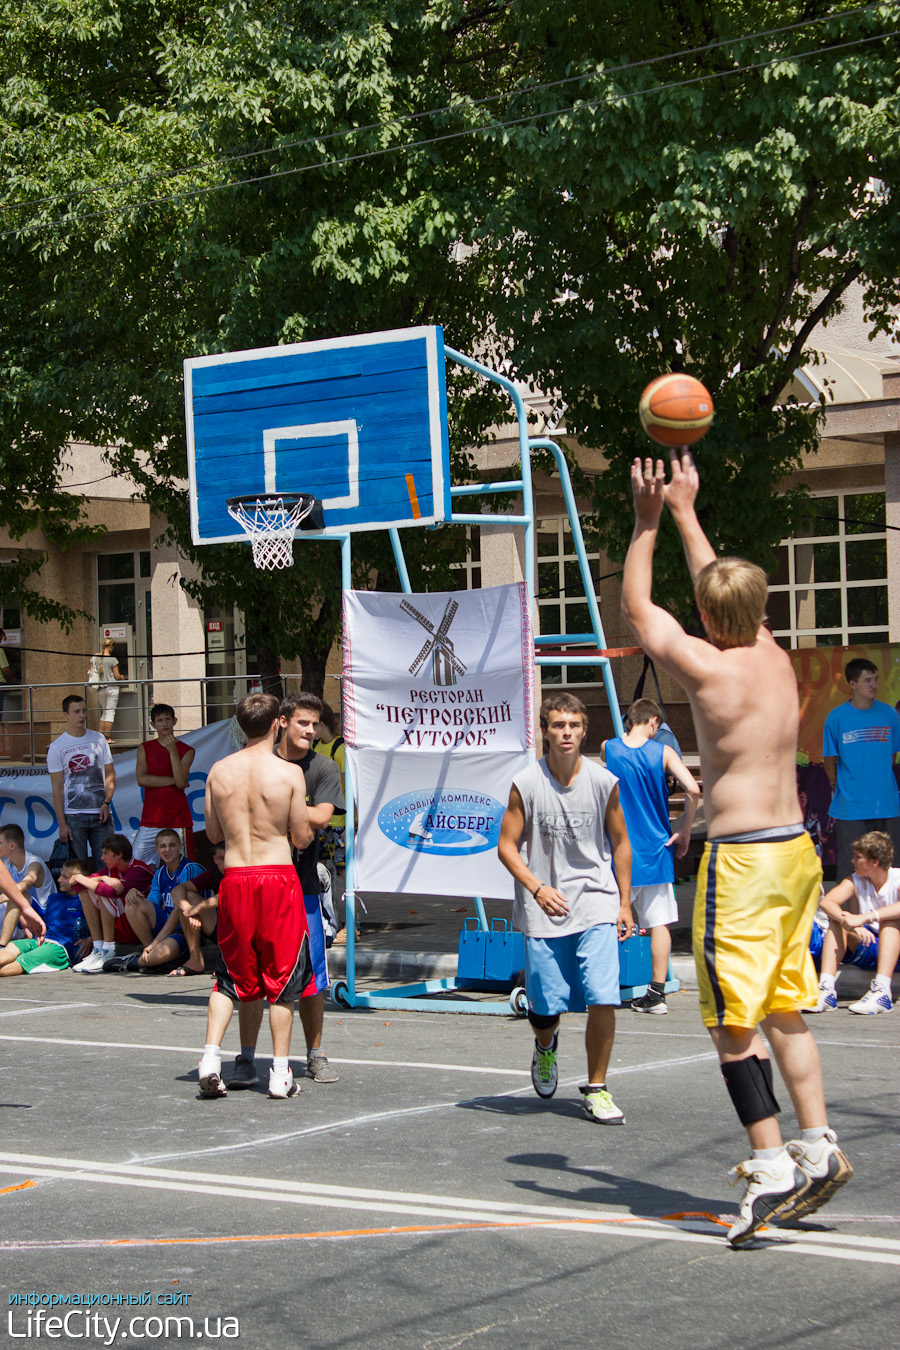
[0,0,500,680]
[461,0,900,617]
[1,0,898,657]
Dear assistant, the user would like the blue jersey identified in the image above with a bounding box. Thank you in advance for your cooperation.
[604,737,673,886]
[39,891,90,962]
[148,857,206,911]
[822,700,900,819]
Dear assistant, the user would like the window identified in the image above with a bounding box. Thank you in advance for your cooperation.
[536,517,601,686]
[768,491,887,648]
[0,601,22,688]
[448,528,481,591]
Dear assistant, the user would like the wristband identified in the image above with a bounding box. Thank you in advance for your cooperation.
[532,882,544,898]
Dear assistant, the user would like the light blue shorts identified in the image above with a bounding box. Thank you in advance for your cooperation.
[525,925,621,1015]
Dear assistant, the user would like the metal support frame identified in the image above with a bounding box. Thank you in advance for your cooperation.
[329,346,660,1016]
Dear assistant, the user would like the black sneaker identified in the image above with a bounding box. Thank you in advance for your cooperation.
[631,990,667,1015]
[102,953,141,973]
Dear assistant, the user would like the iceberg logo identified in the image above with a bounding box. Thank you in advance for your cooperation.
[378,789,505,856]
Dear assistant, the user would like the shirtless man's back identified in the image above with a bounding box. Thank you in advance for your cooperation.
[623,449,851,1247]
[198,693,312,1101]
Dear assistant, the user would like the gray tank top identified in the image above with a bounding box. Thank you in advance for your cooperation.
[512,757,621,938]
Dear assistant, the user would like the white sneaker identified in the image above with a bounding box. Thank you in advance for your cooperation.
[781,1129,853,1221]
[847,981,893,1015]
[726,1150,808,1246]
[804,985,837,1013]
[72,948,109,974]
[268,1066,300,1099]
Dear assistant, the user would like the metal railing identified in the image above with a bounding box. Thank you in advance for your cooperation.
[0,673,338,763]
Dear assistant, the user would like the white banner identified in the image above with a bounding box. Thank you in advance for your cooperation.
[343,584,535,897]
[0,721,235,856]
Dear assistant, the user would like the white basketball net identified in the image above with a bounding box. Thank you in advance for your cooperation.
[225,495,315,571]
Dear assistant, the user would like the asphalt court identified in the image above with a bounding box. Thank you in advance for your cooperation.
[0,976,898,1349]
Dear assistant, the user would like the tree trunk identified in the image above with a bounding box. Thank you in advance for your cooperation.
[257,647,284,701]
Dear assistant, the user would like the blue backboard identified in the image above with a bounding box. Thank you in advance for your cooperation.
[184,326,451,543]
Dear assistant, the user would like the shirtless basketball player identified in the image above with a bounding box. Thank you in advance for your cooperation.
[197,693,313,1100]
[622,449,852,1246]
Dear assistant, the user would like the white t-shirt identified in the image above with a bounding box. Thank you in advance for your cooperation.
[8,851,53,908]
[46,731,113,817]
[853,868,900,933]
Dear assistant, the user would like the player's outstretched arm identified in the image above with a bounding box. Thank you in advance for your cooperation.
[661,450,716,581]
[623,457,709,681]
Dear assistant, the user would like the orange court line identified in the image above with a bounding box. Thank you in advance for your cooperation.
[0,1181,37,1195]
[0,1215,672,1253]
[405,473,421,520]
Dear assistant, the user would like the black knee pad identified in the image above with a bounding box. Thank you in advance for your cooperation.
[527,1011,559,1032]
[721,1055,781,1127]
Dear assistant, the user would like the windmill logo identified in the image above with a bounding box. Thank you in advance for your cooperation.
[401,598,467,687]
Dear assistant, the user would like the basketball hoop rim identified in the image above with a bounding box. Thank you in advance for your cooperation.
[225,492,315,512]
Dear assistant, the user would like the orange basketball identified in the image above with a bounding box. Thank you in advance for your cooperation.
[638,373,714,446]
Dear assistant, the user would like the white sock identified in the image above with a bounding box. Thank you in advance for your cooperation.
[819,973,836,991]
[272,1056,289,1075]
[199,1046,221,1076]
[800,1125,829,1144]
[751,1147,783,1162]
[873,974,892,994]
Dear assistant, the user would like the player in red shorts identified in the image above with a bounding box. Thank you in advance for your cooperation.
[197,693,313,1099]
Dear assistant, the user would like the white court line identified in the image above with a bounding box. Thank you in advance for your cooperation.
[1,1152,898,1265]
[0,1033,529,1076]
[0,1004,92,1020]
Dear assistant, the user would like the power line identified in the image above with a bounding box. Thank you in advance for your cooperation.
[2,26,896,241]
[3,2,890,218]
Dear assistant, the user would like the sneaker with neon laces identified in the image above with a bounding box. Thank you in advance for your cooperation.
[227,1055,259,1090]
[804,985,838,1013]
[780,1129,853,1222]
[847,981,893,1015]
[267,1066,300,1099]
[726,1150,808,1246]
[72,948,109,974]
[530,1035,558,1098]
[306,1051,339,1083]
[580,1085,625,1125]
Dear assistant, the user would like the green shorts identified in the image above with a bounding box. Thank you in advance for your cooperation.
[11,939,70,973]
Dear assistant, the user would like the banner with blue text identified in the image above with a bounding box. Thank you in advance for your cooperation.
[343,584,535,898]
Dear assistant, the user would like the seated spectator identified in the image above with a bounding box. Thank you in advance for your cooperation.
[131,828,206,973]
[69,833,155,973]
[806,830,900,1016]
[132,704,196,863]
[166,841,225,977]
[0,861,89,977]
[0,824,53,945]
[0,859,45,942]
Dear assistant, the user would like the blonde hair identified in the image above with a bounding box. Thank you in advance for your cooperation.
[101,637,116,654]
[694,557,768,649]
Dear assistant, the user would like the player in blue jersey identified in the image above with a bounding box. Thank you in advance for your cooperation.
[104,829,206,972]
[602,698,701,1012]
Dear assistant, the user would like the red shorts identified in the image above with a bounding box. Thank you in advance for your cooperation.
[215,866,315,1004]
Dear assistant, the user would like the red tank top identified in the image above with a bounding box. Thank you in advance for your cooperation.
[140,739,193,826]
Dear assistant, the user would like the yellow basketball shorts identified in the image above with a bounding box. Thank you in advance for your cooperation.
[693,832,822,1028]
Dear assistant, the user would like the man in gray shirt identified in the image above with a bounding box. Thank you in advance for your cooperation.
[498,692,634,1123]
